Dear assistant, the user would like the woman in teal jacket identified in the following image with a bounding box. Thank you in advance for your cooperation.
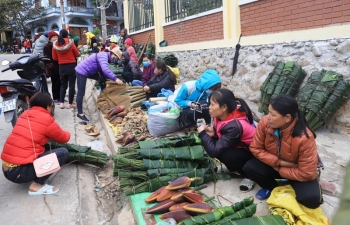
[175,69,221,132]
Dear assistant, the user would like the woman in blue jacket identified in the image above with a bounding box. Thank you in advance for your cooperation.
[175,69,221,133]
[75,48,124,122]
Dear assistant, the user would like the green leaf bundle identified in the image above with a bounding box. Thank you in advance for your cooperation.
[135,145,204,160]
[208,204,257,225]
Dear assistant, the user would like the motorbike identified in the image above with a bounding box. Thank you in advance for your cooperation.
[0,54,55,126]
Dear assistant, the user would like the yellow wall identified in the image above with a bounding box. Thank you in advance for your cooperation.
[125,0,349,53]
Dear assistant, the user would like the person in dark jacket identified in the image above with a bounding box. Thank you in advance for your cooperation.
[75,47,124,122]
[1,92,70,195]
[120,51,142,84]
[43,31,60,104]
[132,54,155,86]
[52,29,80,109]
[120,28,131,45]
[142,60,177,100]
[198,89,256,192]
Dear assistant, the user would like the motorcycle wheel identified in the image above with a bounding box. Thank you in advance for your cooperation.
[11,99,28,127]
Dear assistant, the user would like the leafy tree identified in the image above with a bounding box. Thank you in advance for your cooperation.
[0,0,44,36]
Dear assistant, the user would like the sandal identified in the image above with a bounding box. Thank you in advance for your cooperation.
[84,125,100,137]
[255,188,271,200]
[28,184,59,195]
[239,178,255,193]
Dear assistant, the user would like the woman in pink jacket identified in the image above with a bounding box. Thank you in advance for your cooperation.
[124,38,138,64]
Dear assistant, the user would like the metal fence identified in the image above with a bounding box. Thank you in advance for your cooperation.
[165,0,223,22]
[128,0,154,33]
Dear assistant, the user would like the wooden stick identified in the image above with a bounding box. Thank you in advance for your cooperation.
[149,97,168,102]
[137,33,152,66]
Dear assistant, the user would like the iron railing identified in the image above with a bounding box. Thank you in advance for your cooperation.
[165,0,222,22]
[128,0,154,33]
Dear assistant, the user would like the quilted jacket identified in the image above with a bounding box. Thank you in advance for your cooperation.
[1,107,70,165]
[52,38,80,65]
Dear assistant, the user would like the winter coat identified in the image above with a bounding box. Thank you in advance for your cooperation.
[121,28,131,44]
[52,38,80,65]
[85,32,95,46]
[146,70,175,94]
[122,51,142,79]
[33,35,49,55]
[199,110,256,158]
[175,69,221,108]
[1,107,70,165]
[249,116,318,182]
[75,52,117,81]
[142,61,155,85]
[126,46,138,64]
[43,41,58,69]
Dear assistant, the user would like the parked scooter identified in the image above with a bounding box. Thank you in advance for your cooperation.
[0,54,55,126]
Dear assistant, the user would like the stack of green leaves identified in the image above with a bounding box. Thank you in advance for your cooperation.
[259,61,306,114]
[157,54,178,67]
[296,70,350,130]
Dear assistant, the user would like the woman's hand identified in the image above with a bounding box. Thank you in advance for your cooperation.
[197,125,207,133]
[116,79,123,85]
[280,160,298,168]
[205,126,215,137]
[143,86,150,92]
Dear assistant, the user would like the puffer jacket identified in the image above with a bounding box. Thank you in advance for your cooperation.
[33,35,49,55]
[249,116,318,181]
[126,46,138,64]
[199,110,255,158]
[1,107,70,165]
[142,60,155,84]
[52,38,80,65]
[146,70,175,93]
[75,52,116,81]
[122,51,142,79]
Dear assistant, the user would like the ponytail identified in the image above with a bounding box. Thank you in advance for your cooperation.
[236,98,254,124]
[58,29,68,46]
[166,66,177,85]
[293,109,316,139]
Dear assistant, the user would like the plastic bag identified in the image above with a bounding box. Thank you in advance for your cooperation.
[147,103,180,136]
[87,140,104,152]
[157,88,174,98]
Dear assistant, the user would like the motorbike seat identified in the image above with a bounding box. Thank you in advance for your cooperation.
[0,79,33,85]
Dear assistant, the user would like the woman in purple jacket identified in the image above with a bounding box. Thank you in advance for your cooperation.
[75,48,124,122]
[132,54,155,86]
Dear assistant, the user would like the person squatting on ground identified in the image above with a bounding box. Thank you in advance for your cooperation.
[175,69,221,133]
[120,51,142,84]
[244,94,323,209]
[52,29,80,109]
[132,54,156,87]
[124,38,138,64]
[142,60,177,100]
[197,89,256,192]
[1,92,70,195]
[75,47,124,122]
[44,31,61,104]
[32,31,49,55]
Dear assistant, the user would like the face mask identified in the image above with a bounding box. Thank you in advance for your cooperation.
[121,59,126,64]
[206,90,213,96]
[143,61,151,67]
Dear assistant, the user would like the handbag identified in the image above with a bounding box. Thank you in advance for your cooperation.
[27,116,60,177]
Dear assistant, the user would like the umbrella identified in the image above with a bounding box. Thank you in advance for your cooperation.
[232,34,242,77]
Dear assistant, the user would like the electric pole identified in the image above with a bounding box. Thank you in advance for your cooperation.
[60,0,66,29]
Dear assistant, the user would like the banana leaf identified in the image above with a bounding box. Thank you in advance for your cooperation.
[208,204,257,225]
[210,214,286,225]
[108,64,123,75]
[138,136,198,149]
[147,168,195,179]
[178,197,254,225]
[118,178,144,188]
[136,145,204,160]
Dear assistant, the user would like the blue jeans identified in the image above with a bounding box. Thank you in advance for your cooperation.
[132,80,143,86]
[2,147,69,185]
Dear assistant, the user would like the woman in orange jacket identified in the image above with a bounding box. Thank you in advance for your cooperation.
[244,94,323,209]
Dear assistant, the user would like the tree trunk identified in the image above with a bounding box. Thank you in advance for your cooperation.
[100,0,108,41]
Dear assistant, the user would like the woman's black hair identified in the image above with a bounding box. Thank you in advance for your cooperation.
[210,89,254,124]
[143,54,154,60]
[58,29,68,46]
[30,92,53,109]
[270,94,316,138]
[156,60,177,85]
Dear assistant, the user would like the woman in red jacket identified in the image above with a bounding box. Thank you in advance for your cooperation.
[1,92,71,195]
[244,94,322,208]
[52,29,80,109]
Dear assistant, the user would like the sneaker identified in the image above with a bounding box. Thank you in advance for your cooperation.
[77,114,89,122]
[59,103,65,109]
[53,100,60,104]
[255,188,271,200]
[66,104,76,109]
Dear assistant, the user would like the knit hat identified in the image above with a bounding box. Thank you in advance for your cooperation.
[109,43,117,50]
[48,31,58,40]
[73,36,80,42]
[43,31,49,37]
[110,47,122,59]
[125,38,132,45]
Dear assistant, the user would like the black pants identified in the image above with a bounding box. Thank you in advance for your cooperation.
[51,68,61,101]
[179,102,211,128]
[2,148,69,185]
[244,158,323,209]
[76,72,100,114]
[90,37,97,49]
[216,147,254,178]
[59,63,76,104]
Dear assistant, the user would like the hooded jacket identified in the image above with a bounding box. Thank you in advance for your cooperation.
[33,35,49,55]
[1,107,70,165]
[249,116,318,182]
[175,69,221,108]
[52,38,80,65]
[122,51,142,79]
[75,52,117,81]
